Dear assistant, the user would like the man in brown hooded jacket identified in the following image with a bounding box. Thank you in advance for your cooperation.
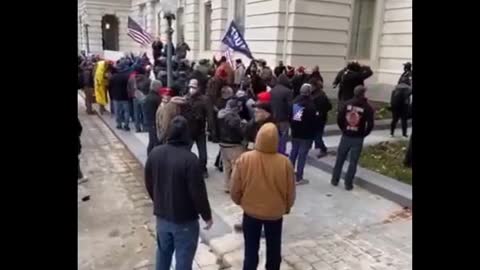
[231,123,296,270]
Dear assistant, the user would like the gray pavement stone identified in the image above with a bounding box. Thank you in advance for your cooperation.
[80,93,412,270]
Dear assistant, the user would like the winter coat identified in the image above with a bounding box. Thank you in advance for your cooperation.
[152,41,163,59]
[94,60,109,105]
[311,89,332,125]
[206,77,225,109]
[274,65,286,77]
[390,83,412,112]
[231,123,296,220]
[309,71,324,84]
[270,74,293,123]
[109,71,131,101]
[218,107,244,145]
[291,73,308,97]
[145,116,212,224]
[176,42,191,59]
[290,96,318,140]
[244,115,276,143]
[337,97,375,138]
[185,93,214,139]
[251,74,267,96]
[335,66,373,101]
[143,91,162,127]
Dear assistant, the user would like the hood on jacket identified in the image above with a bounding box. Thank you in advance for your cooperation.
[218,99,240,119]
[255,123,279,154]
[166,115,191,145]
[277,74,291,88]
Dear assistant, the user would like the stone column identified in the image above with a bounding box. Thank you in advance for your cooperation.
[184,0,200,59]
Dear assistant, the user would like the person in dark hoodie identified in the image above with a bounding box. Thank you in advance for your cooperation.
[270,74,293,155]
[390,77,412,137]
[109,64,132,131]
[274,61,286,77]
[333,61,373,105]
[185,79,214,178]
[309,65,324,84]
[143,80,163,155]
[331,85,374,190]
[291,66,308,98]
[289,84,318,185]
[398,62,412,86]
[218,99,246,193]
[309,78,332,158]
[144,115,213,270]
[152,37,163,66]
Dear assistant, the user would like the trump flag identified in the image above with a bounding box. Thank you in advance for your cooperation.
[221,21,253,59]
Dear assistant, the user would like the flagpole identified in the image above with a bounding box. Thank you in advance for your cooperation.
[164,13,175,88]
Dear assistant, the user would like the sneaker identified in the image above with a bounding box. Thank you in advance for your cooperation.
[330,180,339,187]
[124,126,131,131]
[403,134,409,138]
[317,151,328,159]
[345,185,354,191]
[390,134,395,138]
[116,125,122,130]
[296,179,310,185]
[136,127,142,133]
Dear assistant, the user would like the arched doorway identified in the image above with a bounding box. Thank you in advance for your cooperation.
[101,15,119,51]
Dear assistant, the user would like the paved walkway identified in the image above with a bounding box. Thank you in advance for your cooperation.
[78,100,220,270]
[81,95,412,270]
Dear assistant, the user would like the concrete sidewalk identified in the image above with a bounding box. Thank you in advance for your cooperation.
[82,95,412,270]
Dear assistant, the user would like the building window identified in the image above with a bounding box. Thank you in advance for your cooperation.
[139,4,146,28]
[234,0,246,35]
[348,0,376,59]
[204,2,212,50]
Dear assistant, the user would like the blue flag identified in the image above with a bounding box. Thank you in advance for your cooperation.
[222,21,253,59]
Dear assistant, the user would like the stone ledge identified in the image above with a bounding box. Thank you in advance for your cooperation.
[306,154,412,209]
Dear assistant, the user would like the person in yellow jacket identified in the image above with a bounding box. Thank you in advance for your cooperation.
[94,60,110,114]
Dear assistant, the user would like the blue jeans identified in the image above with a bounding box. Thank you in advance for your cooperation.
[277,122,289,156]
[133,98,145,130]
[314,124,327,153]
[155,218,199,270]
[331,136,364,188]
[289,138,313,181]
[113,100,131,127]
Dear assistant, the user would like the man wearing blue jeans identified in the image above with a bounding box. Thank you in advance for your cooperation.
[331,85,374,190]
[109,65,132,131]
[289,84,318,185]
[145,116,213,270]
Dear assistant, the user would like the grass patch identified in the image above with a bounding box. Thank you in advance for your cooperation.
[327,99,392,125]
[359,141,412,185]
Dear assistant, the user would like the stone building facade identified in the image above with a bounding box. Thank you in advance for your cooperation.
[78,0,412,100]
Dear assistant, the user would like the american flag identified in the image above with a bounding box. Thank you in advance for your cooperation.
[127,16,153,46]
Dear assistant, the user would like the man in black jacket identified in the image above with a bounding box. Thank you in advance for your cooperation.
[331,85,374,190]
[274,61,286,77]
[109,66,132,131]
[144,115,213,270]
[390,77,412,137]
[270,74,293,155]
[289,84,318,185]
[291,66,308,98]
[333,61,373,105]
[218,99,246,193]
[309,78,332,158]
[143,80,163,155]
[152,37,163,66]
[185,79,214,178]
[398,62,412,86]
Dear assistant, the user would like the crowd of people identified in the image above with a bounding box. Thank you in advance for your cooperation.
[78,46,413,270]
